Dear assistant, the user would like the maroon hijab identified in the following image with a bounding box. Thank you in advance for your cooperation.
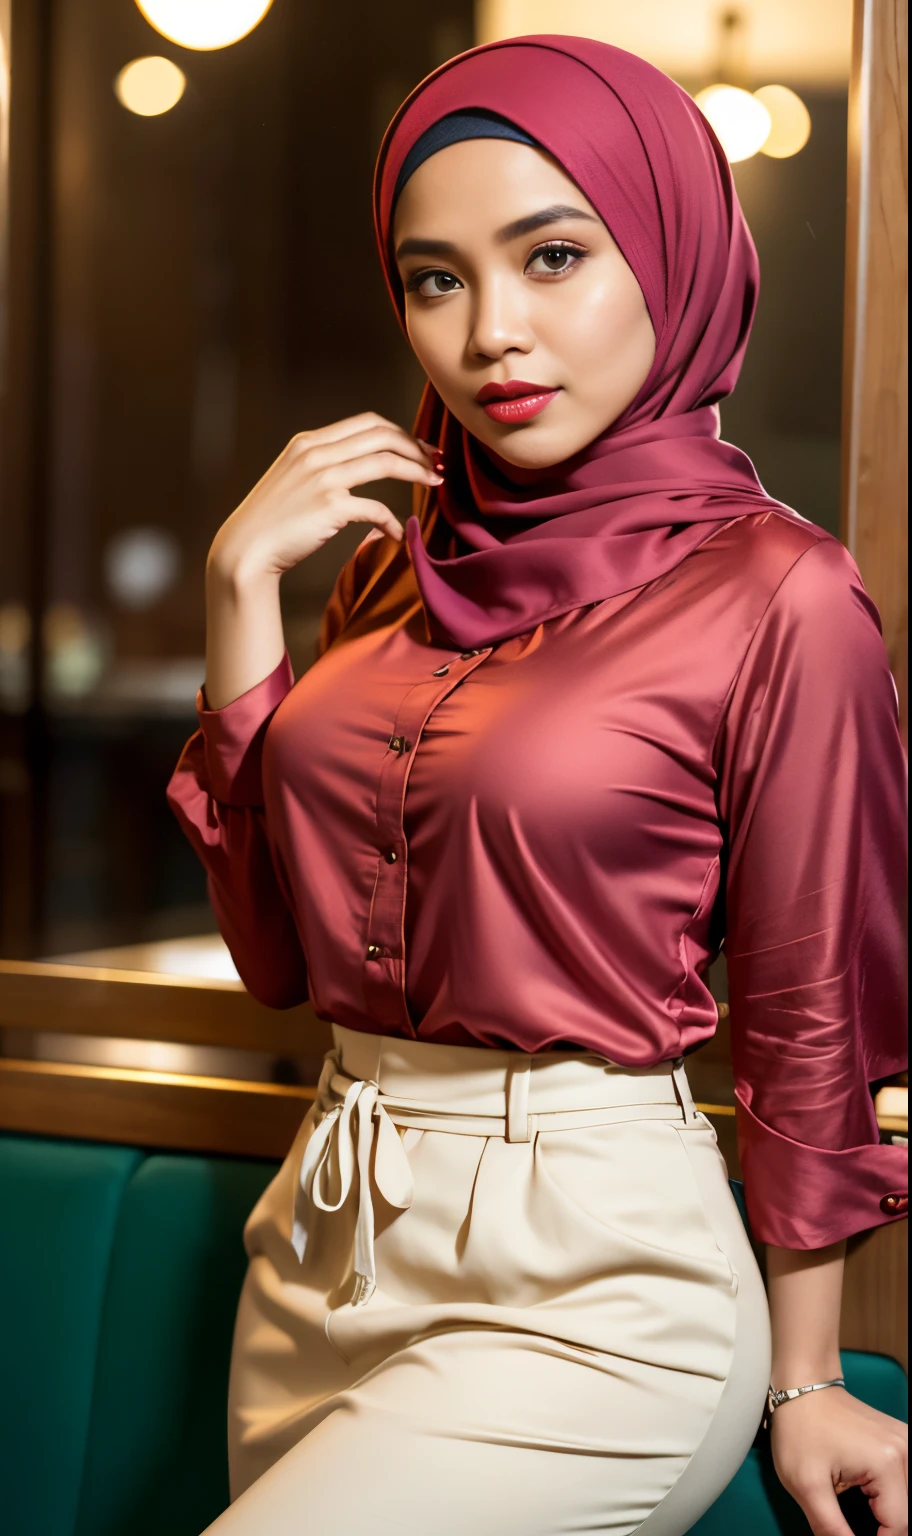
[372,34,800,650]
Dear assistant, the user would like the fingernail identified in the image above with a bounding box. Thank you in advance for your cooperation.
[429,473,444,484]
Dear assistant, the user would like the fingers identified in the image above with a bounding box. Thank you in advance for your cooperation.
[859,1440,910,1533]
[342,499,405,542]
[298,424,439,478]
[290,411,390,447]
[285,412,430,458]
[322,450,443,494]
[794,1480,855,1536]
[793,1441,909,1536]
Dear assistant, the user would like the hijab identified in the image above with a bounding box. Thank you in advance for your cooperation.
[371,34,800,650]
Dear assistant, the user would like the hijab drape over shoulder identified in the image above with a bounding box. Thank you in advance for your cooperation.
[372,35,802,649]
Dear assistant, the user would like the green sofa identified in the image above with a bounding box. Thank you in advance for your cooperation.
[1,1133,906,1536]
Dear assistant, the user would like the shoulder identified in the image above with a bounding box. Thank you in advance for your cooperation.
[704,511,879,635]
[754,518,882,648]
[707,507,832,581]
[721,516,896,727]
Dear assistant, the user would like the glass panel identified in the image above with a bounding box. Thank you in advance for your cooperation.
[0,0,473,960]
[0,0,850,967]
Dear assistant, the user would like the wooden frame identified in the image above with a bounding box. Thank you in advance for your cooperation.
[842,0,908,739]
[0,958,331,1057]
[0,959,906,1369]
[0,1057,314,1159]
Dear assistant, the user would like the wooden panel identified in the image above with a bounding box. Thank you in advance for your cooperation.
[0,1057,314,1159]
[0,1056,904,1365]
[1,966,904,1137]
[0,1052,738,1158]
[841,1218,908,1373]
[0,958,333,1056]
[842,0,908,738]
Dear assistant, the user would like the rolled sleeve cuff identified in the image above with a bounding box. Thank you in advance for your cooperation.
[735,1088,909,1249]
[196,650,295,806]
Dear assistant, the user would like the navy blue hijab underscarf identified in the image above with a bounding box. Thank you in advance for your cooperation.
[392,107,539,207]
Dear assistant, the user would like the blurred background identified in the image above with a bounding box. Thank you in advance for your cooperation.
[0,0,857,966]
[1,19,906,1501]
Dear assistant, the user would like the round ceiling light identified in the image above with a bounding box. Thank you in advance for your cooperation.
[114,56,186,116]
[103,526,183,610]
[135,0,274,51]
[694,84,772,164]
[754,85,812,159]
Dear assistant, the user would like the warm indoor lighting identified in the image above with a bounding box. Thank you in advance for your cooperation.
[135,0,273,51]
[693,84,771,163]
[103,526,182,610]
[475,2,852,91]
[114,56,186,116]
[754,84,812,158]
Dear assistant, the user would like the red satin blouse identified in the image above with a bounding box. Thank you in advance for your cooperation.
[166,509,908,1249]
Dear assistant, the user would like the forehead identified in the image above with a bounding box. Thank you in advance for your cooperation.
[392,138,592,237]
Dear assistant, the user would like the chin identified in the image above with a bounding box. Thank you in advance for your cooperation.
[479,425,592,472]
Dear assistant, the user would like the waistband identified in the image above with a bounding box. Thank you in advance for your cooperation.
[326,1022,699,1136]
[292,1023,701,1308]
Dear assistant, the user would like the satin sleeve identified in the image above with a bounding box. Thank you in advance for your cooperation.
[164,538,373,1008]
[715,536,908,1249]
[165,650,308,1009]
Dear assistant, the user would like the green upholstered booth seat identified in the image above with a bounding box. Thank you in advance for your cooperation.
[0,1137,143,1536]
[0,1133,906,1536]
[0,1135,276,1536]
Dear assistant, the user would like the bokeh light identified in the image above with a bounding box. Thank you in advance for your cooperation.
[694,84,772,163]
[104,527,182,610]
[114,56,186,117]
[135,0,274,51]
[43,605,112,699]
[754,84,812,158]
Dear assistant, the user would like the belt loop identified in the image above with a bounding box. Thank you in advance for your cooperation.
[506,1057,532,1142]
[671,1056,699,1126]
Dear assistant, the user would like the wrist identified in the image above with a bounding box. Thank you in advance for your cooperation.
[771,1353,843,1386]
[207,539,279,595]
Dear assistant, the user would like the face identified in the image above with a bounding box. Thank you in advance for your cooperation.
[392,137,657,470]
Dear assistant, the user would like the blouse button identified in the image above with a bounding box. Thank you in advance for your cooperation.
[432,665,449,677]
[880,1192,908,1214]
[388,735,403,752]
[383,848,398,863]
[366,943,381,960]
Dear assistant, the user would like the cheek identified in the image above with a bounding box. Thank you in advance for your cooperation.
[547,274,655,394]
[404,304,463,388]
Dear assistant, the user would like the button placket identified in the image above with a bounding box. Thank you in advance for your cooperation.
[362,648,492,1031]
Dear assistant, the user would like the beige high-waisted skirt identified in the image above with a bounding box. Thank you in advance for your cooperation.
[207,1024,771,1536]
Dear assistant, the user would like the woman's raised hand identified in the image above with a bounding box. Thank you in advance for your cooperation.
[209,412,443,581]
[202,413,442,710]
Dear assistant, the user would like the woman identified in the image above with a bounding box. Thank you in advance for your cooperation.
[167,35,908,1536]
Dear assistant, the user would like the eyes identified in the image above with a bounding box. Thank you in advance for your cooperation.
[403,242,586,300]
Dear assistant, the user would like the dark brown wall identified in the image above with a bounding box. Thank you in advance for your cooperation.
[0,3,854,955]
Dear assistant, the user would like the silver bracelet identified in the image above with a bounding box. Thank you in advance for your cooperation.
[767,1378,846,1418]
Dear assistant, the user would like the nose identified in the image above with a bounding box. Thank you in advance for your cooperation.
[467,272,533,362]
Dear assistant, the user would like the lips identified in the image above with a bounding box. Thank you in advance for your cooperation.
[475,379,561,424]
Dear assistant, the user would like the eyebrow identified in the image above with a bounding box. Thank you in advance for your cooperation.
[394,204,601,262]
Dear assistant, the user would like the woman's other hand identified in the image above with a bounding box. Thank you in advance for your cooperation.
[771,1386,908,1535]
[208,411,442,584]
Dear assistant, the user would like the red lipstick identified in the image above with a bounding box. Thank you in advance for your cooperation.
[475,379,561,424]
